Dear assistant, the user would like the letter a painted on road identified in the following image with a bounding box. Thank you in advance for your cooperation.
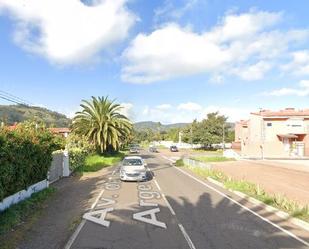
[83,207,114,227]
[133,208,167,229]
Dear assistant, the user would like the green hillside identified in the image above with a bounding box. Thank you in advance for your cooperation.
[133,121,188,132]
[0,104,71,127]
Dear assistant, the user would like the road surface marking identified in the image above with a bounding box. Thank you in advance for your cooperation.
[153,179,161,191]
[154,179,175,216]
[133,208,167,229]
[178,224,197,249]
[173,165,309,247]
[64,189,105,249]
[135,182,166,228]
[83,207,114,227]
[153,178,196,249]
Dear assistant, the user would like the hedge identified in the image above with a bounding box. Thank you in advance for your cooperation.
[0,123,63,201]
[68,148,87,172]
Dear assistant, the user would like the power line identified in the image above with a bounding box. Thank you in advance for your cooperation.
[0,90,32,105]
[0,90,33,106]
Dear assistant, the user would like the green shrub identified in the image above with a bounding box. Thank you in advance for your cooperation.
[66,133,95,154]
[82,153,124,172]
[68,148,87,172]
[0,122,62,201]
[175,159,184,167]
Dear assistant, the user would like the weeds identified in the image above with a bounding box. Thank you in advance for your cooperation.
[184,164,309,222]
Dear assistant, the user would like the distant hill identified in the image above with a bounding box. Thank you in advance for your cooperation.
[134,121,235,132]
[0,104,71,127]
[133,121,188,132]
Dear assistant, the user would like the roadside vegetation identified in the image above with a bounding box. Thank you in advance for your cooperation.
[192,156,235,163]
[68,96,132,173]
[80,153,125,172]
[0,121,64,201]
[177,160,309,222]
[0,187,56,236]
[132,112,235,149]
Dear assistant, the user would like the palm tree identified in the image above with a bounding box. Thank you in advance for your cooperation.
[72,96,132,154]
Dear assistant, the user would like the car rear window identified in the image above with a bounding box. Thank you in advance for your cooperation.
[123,159,143,166]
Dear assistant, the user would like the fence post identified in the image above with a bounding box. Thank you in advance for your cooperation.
[63,150,70,177]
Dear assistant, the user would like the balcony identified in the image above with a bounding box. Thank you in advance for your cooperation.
[285,120,307,134]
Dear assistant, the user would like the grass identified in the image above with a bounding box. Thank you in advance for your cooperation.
[180,160,309,222]
[82,152,125,172]
[0,187,56,236]
[192,156,235,163]
[175,159,184,167]
[188,148,223,155]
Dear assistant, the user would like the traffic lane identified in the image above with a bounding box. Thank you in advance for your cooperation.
[145,152,309,249]
[70,168,190,249]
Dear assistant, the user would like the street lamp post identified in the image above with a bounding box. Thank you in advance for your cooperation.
[222,123,225,151]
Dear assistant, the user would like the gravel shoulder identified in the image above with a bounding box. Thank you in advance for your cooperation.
[212,160,309,206]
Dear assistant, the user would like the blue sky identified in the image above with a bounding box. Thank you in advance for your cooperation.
[0,0,309,123]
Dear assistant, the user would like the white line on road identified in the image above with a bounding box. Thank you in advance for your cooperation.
[178,224,197,249]
[64,189,105,249]
[153,178,196,249]
[154,179,176,216]
[153,178,162,191]
[173,166,309,247]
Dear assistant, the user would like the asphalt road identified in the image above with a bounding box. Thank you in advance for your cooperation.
[66,150,309,249]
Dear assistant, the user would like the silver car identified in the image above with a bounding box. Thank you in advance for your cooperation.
[120,156,147,181]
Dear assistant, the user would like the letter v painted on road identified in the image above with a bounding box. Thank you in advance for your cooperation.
[83,207,114,227]
[96,197,116,208]
[133,208,167,229]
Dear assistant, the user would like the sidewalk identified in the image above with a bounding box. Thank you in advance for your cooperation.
[212,160,309,206]
[2,167,114,249]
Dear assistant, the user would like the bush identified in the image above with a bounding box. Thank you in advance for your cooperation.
[66,133,95,154]
[68,148,87,172]
[175,159,184,167]
[0,122,63,201]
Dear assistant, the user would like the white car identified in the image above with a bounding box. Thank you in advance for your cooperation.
[120,156,148,181]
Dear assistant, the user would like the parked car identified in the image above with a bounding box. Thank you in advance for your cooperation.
[149,146,158,153]
[170,145,178,152]
[120,156,148,181]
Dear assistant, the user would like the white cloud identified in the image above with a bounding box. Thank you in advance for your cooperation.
[120,102,134,118]
[156,104,172,110]
[231,61,272,81]
[266,80,309,97]
[138,102,250,123]
[0,0,136,64]
[282,50,309,75]
[154,0,198,23]
[202,106,251,122]
[122,10,309,83]
[177,102,202,111]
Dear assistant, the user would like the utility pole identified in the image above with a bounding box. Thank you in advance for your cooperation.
[190,126,193,148]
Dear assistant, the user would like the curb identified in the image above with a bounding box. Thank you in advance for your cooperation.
[206,176,309,232]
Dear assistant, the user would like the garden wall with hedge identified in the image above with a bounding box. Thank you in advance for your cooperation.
[0,123,63,201]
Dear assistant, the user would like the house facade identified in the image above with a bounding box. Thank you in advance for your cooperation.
[234,108,309,158]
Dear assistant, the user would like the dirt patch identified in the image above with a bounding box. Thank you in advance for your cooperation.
[2,167,115,249]
[212,160,309,206]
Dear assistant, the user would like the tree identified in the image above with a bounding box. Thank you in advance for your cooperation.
[72,96,132,154]
[182,112,230,148]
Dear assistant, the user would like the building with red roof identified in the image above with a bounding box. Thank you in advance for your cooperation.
[234,108,309,158]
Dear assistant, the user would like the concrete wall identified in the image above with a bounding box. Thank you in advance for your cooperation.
[48,151,70,183]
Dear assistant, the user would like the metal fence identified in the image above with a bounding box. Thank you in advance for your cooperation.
[183,158,211,170]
